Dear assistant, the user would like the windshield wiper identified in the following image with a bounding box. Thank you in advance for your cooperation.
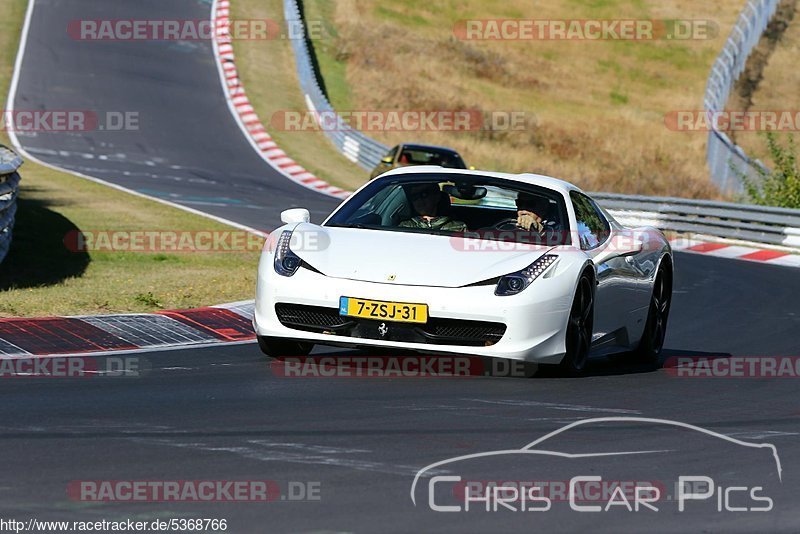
[329,222,370,229]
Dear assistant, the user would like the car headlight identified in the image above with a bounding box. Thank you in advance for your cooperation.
[495,254,558,296]
[274,230,302,277]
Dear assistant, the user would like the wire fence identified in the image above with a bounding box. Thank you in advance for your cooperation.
[287,0,785,192]
[281,0,800,249]
[704,0,780,193]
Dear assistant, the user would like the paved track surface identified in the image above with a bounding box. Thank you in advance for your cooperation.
[7,0,800,531]
[1,253,799,531]
[12,0,340,230]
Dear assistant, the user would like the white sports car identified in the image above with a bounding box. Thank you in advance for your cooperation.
[254,167,673,374]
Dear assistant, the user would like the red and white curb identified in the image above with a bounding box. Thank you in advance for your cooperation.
[0,301,256,357]
[212,0,349,200]
[670,237,800,268]
[1,237,797,358]
[210,0,800,270]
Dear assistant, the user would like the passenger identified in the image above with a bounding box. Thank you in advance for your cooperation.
[399,183,467,232]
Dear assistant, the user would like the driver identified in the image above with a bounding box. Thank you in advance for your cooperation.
[515,192,549,233]
[495,192,549,236]
[399,183,467,232]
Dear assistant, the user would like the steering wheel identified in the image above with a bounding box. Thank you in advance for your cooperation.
[491,218,522,230]
[488,218,559,243]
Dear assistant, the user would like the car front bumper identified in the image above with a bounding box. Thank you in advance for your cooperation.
[254,260,574,364]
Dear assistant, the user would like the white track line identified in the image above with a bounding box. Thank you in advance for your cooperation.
[5,0,267,237]
[210,0,349,200]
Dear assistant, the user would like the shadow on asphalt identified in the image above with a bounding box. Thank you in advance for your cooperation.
[534,348,734,379]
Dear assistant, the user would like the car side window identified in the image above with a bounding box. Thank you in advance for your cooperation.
[385,146,399,162]
[570,191,610,250]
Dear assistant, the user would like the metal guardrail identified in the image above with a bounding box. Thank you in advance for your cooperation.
[595,193,800,248]
[284,0,388,170]
[287,0,784,189]
[282,0,800,250]
[704,0,779,193]
[0,145,23,264]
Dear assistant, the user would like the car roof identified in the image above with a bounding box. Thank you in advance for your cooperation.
[379,165,583,196]
[399,143,461,155]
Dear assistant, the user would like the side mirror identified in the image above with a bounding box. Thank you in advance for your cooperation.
[280,208,310,224]
[381,156,393,164]
[594,230,646,264]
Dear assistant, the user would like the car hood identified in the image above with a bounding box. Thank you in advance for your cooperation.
[291,223,554,288]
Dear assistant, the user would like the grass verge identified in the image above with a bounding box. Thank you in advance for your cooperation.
[230,0,366,191]
[731,0,799,167]
[0,0,261,317]
[243,0,753,198]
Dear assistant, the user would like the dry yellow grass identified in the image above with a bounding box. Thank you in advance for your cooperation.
[299,0,754,197]
[0,166,262,317]
[231,0,366,191]
[0,0,260,317]
[733,1,800,166]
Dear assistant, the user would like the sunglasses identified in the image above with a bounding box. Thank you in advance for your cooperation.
[410,190,437,201]
[517,198,548,210]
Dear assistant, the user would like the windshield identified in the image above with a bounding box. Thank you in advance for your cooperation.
[325,174,571,246]
[400,147,467,169]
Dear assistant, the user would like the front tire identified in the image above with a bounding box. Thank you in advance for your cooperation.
[635,261,672,364]
[559,272,595,376]
[257,336,313,357]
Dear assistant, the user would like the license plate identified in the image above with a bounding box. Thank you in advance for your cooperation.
[339,297,428,324]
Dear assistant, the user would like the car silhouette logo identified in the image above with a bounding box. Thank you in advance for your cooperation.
[410,417,784,507]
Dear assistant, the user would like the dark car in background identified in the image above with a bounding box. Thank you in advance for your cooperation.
[369,143,469,179]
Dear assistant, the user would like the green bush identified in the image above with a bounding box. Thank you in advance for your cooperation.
[740,133,800,208]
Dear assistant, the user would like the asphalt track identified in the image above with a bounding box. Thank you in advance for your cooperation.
[11,0,339,230]
[6,0,800,532]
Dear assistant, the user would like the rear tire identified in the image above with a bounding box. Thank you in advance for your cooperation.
[257,336,313,357]
[559,271,595,376]
[635,261,672,364]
